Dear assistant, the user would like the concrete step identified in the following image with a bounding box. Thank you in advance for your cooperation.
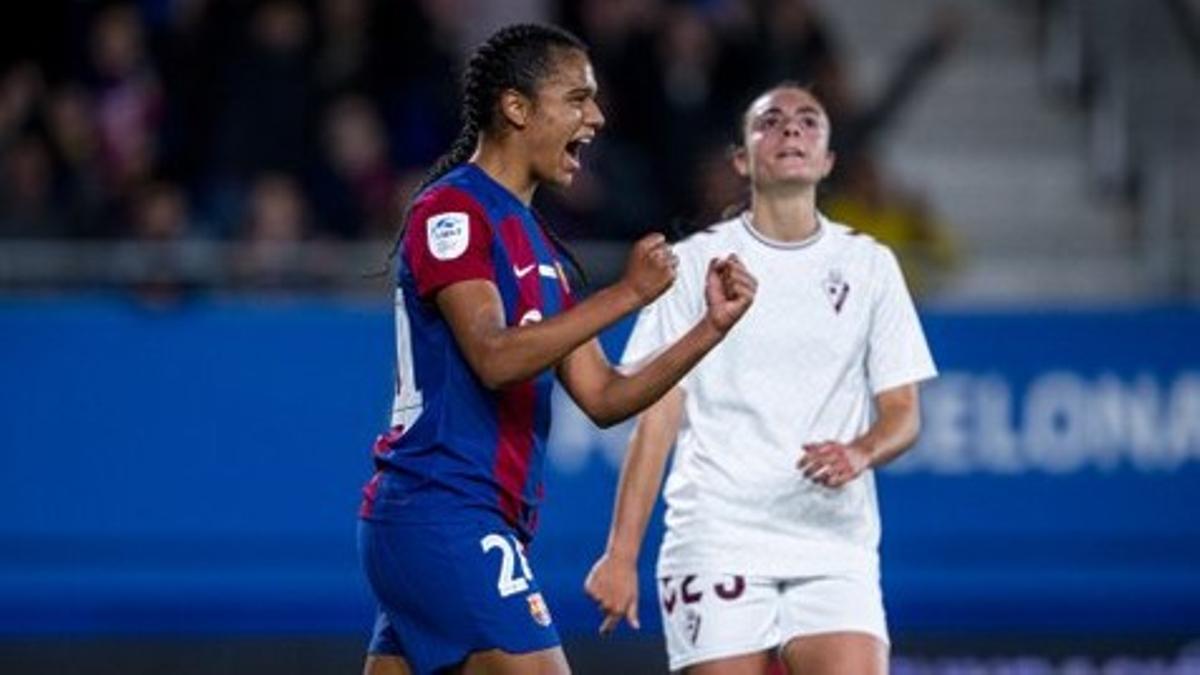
[929,254,1152,304]
[821,0,1038,66]
[879,151,1129,251]
[816,0,1145,298]
[856,55,1082,149]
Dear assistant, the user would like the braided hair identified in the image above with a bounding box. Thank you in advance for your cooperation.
[387,23,589,284]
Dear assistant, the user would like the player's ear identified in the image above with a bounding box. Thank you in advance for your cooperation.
[821,149,837,180]
[499,89,532,130]
[731,144,750,178]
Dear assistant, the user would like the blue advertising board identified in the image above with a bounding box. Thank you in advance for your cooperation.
[0,299,1197,639]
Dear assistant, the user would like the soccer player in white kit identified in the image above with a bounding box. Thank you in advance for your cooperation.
[585,83,938,674]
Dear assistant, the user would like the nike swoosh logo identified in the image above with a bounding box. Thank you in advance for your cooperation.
[513,263,536,278]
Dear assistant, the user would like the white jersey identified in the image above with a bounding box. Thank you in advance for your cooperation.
[622,213,937,578]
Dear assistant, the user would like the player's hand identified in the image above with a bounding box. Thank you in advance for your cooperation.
[797,440,872,488]
[620,233,677,305]
[584,552,640,634]
[704,254,757,334]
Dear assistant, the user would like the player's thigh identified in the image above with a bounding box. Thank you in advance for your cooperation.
[659,573,781,673]
[363,653,413,675]
[777,572,889,675]
[780,632,887,675]
[681,650,771,675]
[462,645,570,675]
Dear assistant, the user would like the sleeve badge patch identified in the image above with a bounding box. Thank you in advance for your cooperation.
[426,212,470,260]
[527,592,553,627]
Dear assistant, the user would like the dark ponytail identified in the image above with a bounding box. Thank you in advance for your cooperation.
[386,24,588,273]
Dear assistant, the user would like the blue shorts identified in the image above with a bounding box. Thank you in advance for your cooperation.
[358,515,560,674]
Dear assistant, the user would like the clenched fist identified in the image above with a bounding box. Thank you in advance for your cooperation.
[704,253,757,334]
[620,233,678,305]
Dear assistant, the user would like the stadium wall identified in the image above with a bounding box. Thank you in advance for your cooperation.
[1,298,1197,671]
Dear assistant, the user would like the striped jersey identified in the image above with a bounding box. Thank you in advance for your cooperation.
[360,164,576,541]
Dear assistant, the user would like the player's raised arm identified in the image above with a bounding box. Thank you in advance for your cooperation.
[555,254,756,428]
[435,233,676,390]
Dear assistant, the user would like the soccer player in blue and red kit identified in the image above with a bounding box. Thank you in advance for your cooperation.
[357,24,758,675]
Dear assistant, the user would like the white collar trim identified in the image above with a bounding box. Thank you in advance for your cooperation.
[738,211,826,250]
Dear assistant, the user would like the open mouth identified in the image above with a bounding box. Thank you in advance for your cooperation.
[777,148,807,160]
[564,136,592,167]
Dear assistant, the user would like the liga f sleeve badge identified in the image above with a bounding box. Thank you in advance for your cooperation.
[426,212,470,261]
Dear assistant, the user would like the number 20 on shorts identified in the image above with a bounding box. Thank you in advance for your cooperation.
[480,533,534,598]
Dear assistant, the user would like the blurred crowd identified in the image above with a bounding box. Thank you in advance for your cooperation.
[0,0,960,294]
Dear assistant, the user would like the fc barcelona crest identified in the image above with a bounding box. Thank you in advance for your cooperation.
[822,269,850,313]
[527,592,552,627]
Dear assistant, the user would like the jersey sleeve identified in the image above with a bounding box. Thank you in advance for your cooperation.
[866,245,938,394]
[620,241,705,368]
[403,187,494,300]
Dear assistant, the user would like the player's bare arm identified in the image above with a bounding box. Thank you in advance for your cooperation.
[585,386,685,634]
[797,383,922,488]
[556,254,756,427]
[435,233,676,390]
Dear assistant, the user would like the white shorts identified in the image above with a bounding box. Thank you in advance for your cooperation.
[657,571,889,671]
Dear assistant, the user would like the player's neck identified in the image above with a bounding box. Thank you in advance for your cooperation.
[748,186,820,242]
[471,144,537,205]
